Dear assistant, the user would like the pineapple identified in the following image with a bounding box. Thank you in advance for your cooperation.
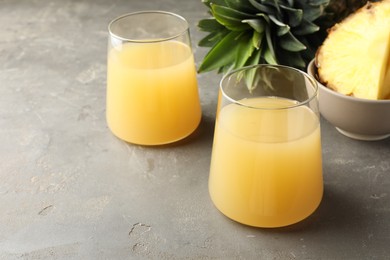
[316,0,390,100]
[197,0,370,76]
[319,0,369,29]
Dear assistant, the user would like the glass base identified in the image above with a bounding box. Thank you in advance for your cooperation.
[336,128,390,141]
[108,121,201,146]
[209,195,322,228]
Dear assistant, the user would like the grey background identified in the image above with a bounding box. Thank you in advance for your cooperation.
[1,0,390,259]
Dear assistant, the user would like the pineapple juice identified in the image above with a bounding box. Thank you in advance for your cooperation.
[106,41,201,145]
[209,97,323,227]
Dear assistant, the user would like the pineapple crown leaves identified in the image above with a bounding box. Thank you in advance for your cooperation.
[197,0,330,74]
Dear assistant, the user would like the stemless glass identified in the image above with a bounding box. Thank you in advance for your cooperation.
[209,65,323,228]
[106,11,202,145]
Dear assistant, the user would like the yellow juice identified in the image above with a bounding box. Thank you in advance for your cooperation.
[209,97,323,227]
[106,41,201,145]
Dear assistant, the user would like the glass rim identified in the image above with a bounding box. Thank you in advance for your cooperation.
[220,64,319,110]
[108,10,189,43]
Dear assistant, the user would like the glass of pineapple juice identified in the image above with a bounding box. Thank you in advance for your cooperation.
[209,64,323,228]
[106,11,201,145]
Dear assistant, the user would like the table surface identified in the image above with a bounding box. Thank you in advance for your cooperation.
[1,0,390,259]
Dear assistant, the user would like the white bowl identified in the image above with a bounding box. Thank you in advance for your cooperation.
[307,59,390,141]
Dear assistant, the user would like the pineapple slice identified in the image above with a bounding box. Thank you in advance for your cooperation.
[316,0,390,100]
[381,38,390,99]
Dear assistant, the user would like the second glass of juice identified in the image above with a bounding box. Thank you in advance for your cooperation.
[209,65,323,228]
[106,11,201,145]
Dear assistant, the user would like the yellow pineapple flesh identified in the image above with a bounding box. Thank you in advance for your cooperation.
[316,0,390,100]
[381,40,390,99]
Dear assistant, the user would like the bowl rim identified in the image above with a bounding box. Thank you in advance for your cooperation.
[307,59,390,104]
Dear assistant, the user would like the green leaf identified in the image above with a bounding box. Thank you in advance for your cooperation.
[246,45,262,66]
[242,18,265,33]
[248,0,275,14]
[268,14,286,27]
[307,0,329,5]
[280,5,303,27]
[302,6,323,22]
[198,31,228,47]
[292,19,319,35]
[234,33,256,69]
[243,49,262,92]
[252,30,263,49]
[211,5,253,31]
[264,0,281,15]
[279,31,306,52]
[202,0,227,8]
[220,64,234,74]
[198,18,225,32]
[198,31,243,73]
[212,4,252,19]
[264,24,277,62]
[279,50,306,68]
[269,15,290,36]
[263,45,278,64]
[224,0,255,13]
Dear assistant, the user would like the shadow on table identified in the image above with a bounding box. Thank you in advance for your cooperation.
[121,114,216,149]
[171,114,215,147]
[275,185,364,233]
[228,181,366,234]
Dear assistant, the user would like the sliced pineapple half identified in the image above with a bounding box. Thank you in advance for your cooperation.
[381,37,390,99]
[316,0,390,100]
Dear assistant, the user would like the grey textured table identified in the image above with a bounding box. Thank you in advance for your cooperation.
[1,1,390,259]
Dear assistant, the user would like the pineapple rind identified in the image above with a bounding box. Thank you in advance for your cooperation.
[316,0,390,100]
